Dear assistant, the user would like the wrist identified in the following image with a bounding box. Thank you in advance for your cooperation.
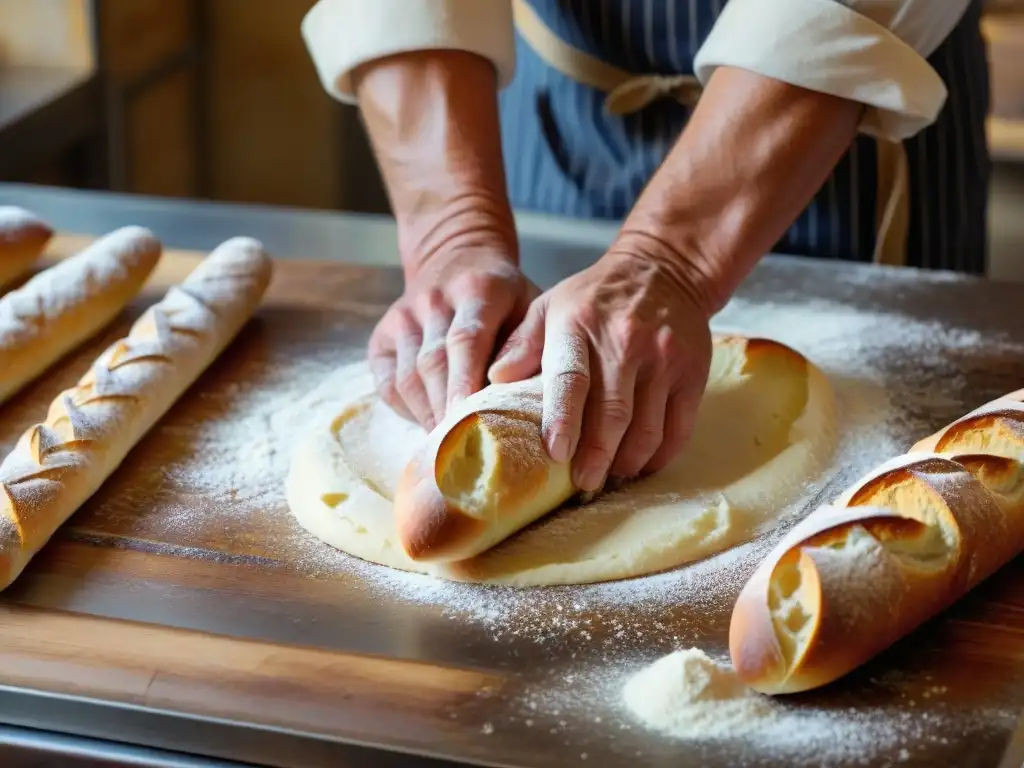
[399,197,519,281]
[604,230,724,320]
[620,66,861,315]
[353,50,517,277]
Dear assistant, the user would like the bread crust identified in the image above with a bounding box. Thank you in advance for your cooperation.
[0,237,272,590]
[729,391,1024,694]
[395,335,822,565]
[395,384,577,562]
[0,226,162,406]
[0,207,52,291]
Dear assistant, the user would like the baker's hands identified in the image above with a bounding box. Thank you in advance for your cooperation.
[354,50,535,431]
[369,249,537,431]
[488,237,714,492]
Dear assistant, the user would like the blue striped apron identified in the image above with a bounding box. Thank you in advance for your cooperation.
[498,0,990,273]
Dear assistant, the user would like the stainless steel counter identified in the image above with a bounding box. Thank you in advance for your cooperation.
[2,183,1024,768]
[0,182,620,289]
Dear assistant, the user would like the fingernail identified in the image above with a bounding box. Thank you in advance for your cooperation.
[547,432,571,463]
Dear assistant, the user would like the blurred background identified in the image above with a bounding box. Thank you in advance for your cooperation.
[1,0,1021,276]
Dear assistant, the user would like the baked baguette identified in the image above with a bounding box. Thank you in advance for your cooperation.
[394,377,578,562]
[0,226,162,407]
[0,237,272,590]
[729,389,1024,695]
[0,207,53,291]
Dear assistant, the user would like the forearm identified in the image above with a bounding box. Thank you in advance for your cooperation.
[353,50,517,277]
[618,66,862,317]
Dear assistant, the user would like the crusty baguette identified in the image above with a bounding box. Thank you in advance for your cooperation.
[729,388,1024,695]
[0,207,53,291]
[0,226,162,407]
[395,334,827,565]
[395,377,578,562]
[0,237,272,589]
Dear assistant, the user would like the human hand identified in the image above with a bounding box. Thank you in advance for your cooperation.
[354,50,537,430]
[488,239,714,493]
[369,248,538,431]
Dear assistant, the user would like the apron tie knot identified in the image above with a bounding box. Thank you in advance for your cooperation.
[605,74,703,115]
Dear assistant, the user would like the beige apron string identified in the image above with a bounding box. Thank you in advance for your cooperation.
[511,0,702,115]
[873,139,910,266]
[514,0,909,267]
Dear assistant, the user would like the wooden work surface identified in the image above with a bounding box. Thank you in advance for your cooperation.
[1,235,1024,768]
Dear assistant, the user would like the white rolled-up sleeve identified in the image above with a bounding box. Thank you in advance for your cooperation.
[301,0,516,105]
[693,0,973,140]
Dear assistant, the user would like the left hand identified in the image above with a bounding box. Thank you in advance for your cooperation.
[487,238,714,493]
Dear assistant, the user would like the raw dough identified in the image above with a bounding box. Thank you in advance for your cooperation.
[286,339,837,586]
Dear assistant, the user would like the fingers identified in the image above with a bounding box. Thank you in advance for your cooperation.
[611,325,675,479]
[392,309,436,430]
[416,295,453,423]
[610,363,669,480]
[488,299,546,384]
[368,321,413,422]
[573,349,638,493]
[446,299,503,409]
[540,327,590,466]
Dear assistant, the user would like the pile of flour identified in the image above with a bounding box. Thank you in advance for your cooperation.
[623,648,776,739]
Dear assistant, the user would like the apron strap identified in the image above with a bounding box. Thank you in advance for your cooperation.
[511,0,702,114]
[512,0,908,266]
[873,139,910,266]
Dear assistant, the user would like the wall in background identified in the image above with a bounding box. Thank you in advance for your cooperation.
[204,0,342,210]
[0,0,93,68]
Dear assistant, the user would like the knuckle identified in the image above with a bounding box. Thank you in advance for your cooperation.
[656,324,678,352]
[613,316,649,355]
[554,369,590,391]
[418,287,446,314]
[598,397,632,429]
[631,422,664,453]
[446,323,485,350]
[396,367,422,396]
[415,344,448,376]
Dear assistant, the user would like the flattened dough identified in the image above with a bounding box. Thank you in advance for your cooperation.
[286,337,837,586]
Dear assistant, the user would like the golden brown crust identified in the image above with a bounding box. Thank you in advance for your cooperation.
[395,403,571,563]
[730,394,1024,695]
[0,227,162,407]
[0,237,271,590]
[395,335,819,565]
[0,208,53,291]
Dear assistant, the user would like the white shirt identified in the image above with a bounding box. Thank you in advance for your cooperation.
[301,0,972,141]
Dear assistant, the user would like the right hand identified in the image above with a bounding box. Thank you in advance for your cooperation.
[354,50,530,431]
[369,249,537,431]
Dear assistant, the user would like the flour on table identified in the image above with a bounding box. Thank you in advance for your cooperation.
[623,648,776,739]
[286,334,839,587]
[102,290,1023,641]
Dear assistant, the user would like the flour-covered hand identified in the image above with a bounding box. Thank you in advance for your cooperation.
[369,249,537,431]
[488,239,714,493]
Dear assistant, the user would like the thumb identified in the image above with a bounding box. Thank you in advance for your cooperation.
[488,298,546,383]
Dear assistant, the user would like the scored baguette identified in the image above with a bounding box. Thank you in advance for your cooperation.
[729,388,1024,695]
[0,237,272,590]
[395,377,578,563]
[0,226,162,407]
[0,207,53,291]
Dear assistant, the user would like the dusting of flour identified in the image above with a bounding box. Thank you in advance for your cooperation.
[155,293,1022,627]
[623,648,776,739]
[100,288,1023,764]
